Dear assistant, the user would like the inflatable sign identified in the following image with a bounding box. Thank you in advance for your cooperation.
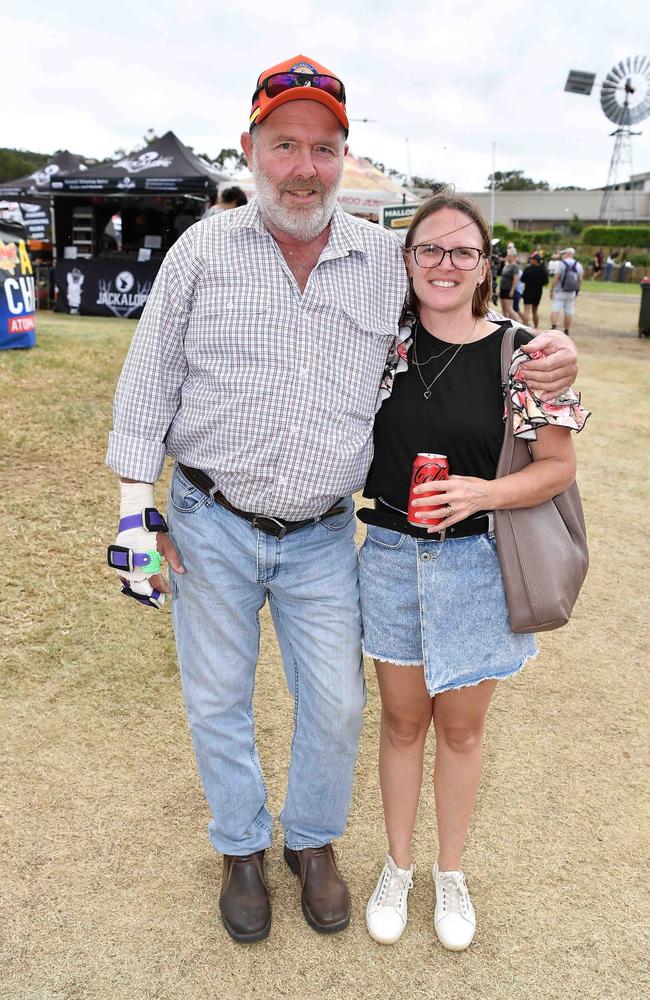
[0,219,36,350]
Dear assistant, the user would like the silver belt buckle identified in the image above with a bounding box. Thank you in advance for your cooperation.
[252,514,288,539]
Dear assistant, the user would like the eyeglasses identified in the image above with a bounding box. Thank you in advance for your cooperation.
[253,72,346,105]
[409,244,486,270]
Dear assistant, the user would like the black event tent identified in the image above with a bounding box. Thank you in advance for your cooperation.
[0,150,85,199]
[0,151,85,242]
[50,133,230,319]
[51,131,227,195]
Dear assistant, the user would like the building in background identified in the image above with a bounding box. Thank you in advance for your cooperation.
[461,171,650,232]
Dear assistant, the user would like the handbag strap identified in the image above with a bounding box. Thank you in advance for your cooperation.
[496,326,517,479]
[497,325,534,477]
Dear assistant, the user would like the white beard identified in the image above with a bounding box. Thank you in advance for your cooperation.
[251,156,343,242]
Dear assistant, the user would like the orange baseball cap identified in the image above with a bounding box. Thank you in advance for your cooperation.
[249,54,349,135]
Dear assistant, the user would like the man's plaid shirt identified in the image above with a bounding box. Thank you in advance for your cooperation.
[106,200,407,519]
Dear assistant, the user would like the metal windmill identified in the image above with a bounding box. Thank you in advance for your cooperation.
[565,56,650,222]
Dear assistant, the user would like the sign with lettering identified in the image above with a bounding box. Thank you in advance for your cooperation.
[379,204,418,239]
[0,221,36,350]
[54,259,161,318]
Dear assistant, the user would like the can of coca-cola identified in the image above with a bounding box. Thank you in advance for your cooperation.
[407,453,449,527]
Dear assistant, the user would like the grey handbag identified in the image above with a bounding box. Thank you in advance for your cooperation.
[494,328,589,633]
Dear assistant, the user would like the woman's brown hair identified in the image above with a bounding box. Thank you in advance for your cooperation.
[400,189,492,323]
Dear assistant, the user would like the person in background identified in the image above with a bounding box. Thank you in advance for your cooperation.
[489,239,500,305]
[358,191,589,952]
[604,250,616,282]
[219,186,248,209]
[550,247,583,336]
[521,252,548,328]
[592,247,603,279]
[617,249,631,283]
[512,265,524,316]
[547,250,561,283]
[200,194,223,220]
[498,248,520,320]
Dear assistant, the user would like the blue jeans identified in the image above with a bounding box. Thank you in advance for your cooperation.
[167,465,365,856]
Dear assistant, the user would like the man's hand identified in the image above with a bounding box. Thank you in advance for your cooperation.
[151,532,185,596]
[108,481,185,608]
[518,330,578,401]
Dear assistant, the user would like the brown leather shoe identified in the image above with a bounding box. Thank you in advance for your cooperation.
[219,850,271,943]
[284,844,351,934]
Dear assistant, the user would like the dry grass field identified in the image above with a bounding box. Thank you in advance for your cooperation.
[1,291,648,1000]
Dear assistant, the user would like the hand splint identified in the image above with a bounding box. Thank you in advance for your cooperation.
[108,481,168,609]
[107,546,163,575]
[118,576,166,609]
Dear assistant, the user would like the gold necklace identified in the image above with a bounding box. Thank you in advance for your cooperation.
[413,318,478,399]
[410,322,457,366]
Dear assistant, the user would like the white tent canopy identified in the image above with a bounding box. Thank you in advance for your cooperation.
[235,151,417,216]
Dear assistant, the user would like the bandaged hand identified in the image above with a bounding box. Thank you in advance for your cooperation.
[107,481,168,609]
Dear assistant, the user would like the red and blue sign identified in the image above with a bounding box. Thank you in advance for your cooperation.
[0,220,36,350]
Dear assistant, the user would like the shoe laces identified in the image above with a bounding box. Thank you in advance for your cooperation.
[439,870,469,916]
[378,865,413,909]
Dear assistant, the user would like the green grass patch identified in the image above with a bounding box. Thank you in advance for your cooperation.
[579,279,642,296]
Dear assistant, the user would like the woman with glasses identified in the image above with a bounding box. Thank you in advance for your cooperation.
[358,192,587,950]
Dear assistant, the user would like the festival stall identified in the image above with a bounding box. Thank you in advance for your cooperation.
[0,150,85,244]
[335,153,417,217]
[0,219,36,350]
[50,132,228,318]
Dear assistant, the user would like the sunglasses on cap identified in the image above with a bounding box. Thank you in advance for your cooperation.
[253,71,346,105]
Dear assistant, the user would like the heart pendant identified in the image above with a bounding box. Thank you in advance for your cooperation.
[424,389,432,399]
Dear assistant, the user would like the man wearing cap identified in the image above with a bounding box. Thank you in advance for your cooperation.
[550,247,583,336]
[106,54,579,943]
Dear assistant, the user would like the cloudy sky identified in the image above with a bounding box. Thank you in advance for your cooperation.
[2,0,648,192]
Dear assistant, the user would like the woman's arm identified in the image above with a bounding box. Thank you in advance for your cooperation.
[411,425,576,531]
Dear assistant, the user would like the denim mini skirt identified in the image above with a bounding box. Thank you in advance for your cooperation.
[358,523,537,697]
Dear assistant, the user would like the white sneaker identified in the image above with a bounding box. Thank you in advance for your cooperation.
[365,855,414,944]
[433,863,476,951]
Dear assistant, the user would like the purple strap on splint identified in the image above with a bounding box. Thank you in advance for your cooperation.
[119,578,162,608]
[119,513,146,532]
[118,508,168,533]
[107,546,155,572]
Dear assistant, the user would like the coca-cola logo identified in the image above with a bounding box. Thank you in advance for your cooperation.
[413,461,447,484]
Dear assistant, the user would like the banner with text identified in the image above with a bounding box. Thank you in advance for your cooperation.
[0,221,36,350]
[0,199,51,241]
[54,259,162,318]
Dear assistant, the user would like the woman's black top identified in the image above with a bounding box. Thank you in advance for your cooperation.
[363,320,534,513]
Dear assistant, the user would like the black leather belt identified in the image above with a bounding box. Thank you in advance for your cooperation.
[357,499,491,541]
[178,464,345,539]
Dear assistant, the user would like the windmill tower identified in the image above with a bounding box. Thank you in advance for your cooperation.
[565,56,650,222]
[600,57,650,221]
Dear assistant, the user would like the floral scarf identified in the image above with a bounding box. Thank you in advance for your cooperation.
[376,318,590,440]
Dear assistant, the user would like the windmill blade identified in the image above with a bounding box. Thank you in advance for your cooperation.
[600,54,650,125]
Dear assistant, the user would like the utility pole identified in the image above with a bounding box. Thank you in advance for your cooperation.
[490,142,496,232]
[405,137,412,187]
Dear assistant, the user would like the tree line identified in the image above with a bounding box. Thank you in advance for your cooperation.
[0,144,586,193]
